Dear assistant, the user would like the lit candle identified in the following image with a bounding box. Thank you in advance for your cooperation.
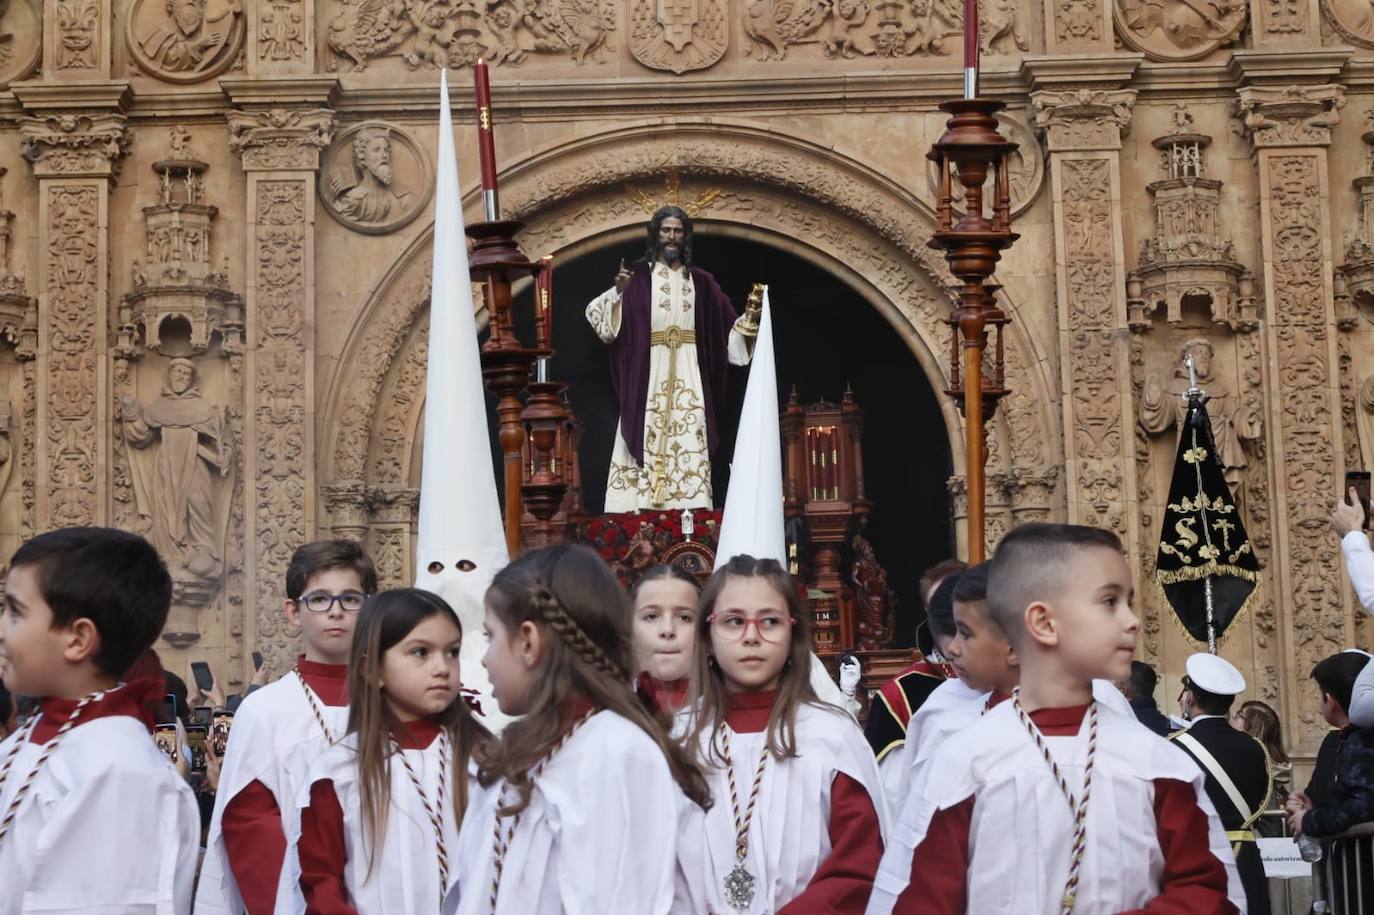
[964,0,978,98]
[473,59,499,220]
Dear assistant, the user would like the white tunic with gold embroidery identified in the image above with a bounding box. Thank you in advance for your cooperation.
[586,263,753,512]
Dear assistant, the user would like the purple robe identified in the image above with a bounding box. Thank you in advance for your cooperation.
[608,262,738,466]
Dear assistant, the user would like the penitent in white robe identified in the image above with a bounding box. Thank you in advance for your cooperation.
[586,264,753,512]
[0,711,200,915]
[445,710,686,915]
[195,670,349,915]
[869,700,1246,915]
[868,679,1134,915]
[674,701,889,915]
[295,732,482,915]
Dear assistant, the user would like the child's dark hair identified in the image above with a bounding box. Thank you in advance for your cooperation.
[479,544,711,812]
[919,558,968,605]
[684,554,837,766]
[10,527,171,677]
[1310,651,1370,717]
[925,574,959,641]
[952,562,990,604]
[286,539,378,601]
[987,523,1124,640]
[347,588,491,871]
[630,564,702,603]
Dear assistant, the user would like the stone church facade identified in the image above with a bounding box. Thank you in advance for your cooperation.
[0,0,1370,754]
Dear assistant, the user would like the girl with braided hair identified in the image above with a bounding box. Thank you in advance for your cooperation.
[296,588,491,914]
[447,543,710,915]
[674,554,888,914]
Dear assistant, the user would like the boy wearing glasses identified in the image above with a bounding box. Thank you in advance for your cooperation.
[196,540,377,915]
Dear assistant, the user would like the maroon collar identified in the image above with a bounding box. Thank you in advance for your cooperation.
[297,656,349,706]
[392,719,443,750]
[1028,703,1093,737]
[32,677,162,744]
[637,672,691,716]
[724,689,777,733]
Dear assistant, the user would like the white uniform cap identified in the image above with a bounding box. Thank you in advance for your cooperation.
[1185,652,1246,696]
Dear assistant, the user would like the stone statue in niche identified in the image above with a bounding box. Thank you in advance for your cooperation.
[1139,338,1262,491]
[329,126,411,224]
[120,359,236,601]
[128,0,244,82]
[1357,375,1374,472]
[320,121,432,235]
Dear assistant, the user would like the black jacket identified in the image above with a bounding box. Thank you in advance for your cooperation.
[1171,716,1272,829]
[1303,725,1374,838]
[1129,695,1174,737]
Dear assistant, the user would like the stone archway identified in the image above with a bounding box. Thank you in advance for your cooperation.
[319,121,1064,583]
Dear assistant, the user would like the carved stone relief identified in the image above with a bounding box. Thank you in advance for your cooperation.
[320,121,433,235]
[54,0,99,69]
[228,108,334,171]
[629,0,727,72]
[1235,85,1344,151]
[740,0,1027,61]
[1261,0,1308,33]
[126,0,245,83]
[325,0,616,71]
[1054,0,1103,46]
[0,0,40,86]
[925,110,1044,218]
[260,0,306,59]
[1113,0,1246,61]
[1323,0,1374,46]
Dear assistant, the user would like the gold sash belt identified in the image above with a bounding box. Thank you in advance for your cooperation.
[649,327,696,349]
[1226,829,1255,842]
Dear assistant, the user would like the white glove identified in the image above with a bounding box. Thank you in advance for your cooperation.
[839,656,862,698]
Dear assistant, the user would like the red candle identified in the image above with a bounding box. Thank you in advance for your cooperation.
[964,0,978,72]
[536,255,553,350]
[473,60,498,197]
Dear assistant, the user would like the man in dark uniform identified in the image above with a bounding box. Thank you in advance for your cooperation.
[1118,660,1173,737]
[1171,652,1273,915]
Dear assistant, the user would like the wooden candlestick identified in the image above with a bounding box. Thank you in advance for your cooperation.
[473,59,499,220]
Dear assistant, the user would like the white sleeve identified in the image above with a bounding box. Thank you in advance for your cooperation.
[1351,654,1374,728]
[25,764,199,914]
[1342,531,1374,615]
[726,323,754,365]
[585,287,622,343]
[556,737,681,915]
[808,653,856,721]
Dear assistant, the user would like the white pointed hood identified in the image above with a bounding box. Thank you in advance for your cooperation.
[413,70,511,729]
[711,288,852,715]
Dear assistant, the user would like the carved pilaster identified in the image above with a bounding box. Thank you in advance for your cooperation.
[1047,0,1113,54]
[322,481,370,542]
[254,0,313,70]
[368,486,418,590]
[1033,86,1141,571]
[49,0,109,76]
[1006,464,1060,525]
[19,106,129,532]
[231,102,335,672]
[1238,83,1351,748]
[1248,0,1321,45]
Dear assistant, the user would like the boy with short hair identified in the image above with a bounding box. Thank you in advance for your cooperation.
[1288,651,1374,839]
[0,527,200,914]
[195,539,378,915]
[884,523,1242,915]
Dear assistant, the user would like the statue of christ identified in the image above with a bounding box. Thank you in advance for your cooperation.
[586,206,760,512]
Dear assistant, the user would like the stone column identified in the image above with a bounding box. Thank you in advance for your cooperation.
[1234,77,1351,749]
[227,86,336,672]
[17,89,130,531]
[369,486,419,591]
[1027,60,1141,565]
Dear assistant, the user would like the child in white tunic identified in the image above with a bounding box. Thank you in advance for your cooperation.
[296,588,491,914]
[0,527,200,915]
[675,554,888,915]
[197,540,377,915]
[885,523,1242,915]
[447,543,712,915]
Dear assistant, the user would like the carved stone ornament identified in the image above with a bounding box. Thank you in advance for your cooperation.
[19,113,131,179]
[1234,84,1345,151]
[0,0,41,87]
[926,110,1044,218]
[55,0,98,70]
[1113,0,1246,62]
[320,121,433,235]
[0,168,34,339]
[1337,113,1374,326]
[1055,0,1103,45]
[629,0,727,73]
[1032,88,1136,153]
[260,0,306,60]
[227,108,335,171]
[743,0,982,60]
[1128,109,1255,330]
[126,0,246,84]
[326,0,616,71]
[1322,0,1374,46]
[119,129,244,357]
